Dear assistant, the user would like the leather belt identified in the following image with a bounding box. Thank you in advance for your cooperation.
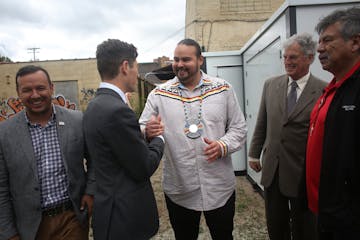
[42,201,73,217]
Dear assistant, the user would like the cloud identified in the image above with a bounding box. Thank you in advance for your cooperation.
[0,0,186,62]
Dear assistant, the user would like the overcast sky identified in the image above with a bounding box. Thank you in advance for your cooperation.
[0,0,186,63]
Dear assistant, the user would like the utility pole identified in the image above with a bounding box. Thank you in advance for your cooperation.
[27,47,40,61]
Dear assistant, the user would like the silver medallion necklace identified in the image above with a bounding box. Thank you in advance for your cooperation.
[179,86,204,139]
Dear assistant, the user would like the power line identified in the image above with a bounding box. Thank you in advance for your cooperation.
[27,47,40,61]
[143,21,194,54]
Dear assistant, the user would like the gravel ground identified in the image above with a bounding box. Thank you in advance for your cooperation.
[89,163,269,240]
[150,163,269,240]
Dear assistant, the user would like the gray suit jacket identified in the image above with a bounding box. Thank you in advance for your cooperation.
[248,74,326,197]
[83,88,164,240]
[0,105,95,240]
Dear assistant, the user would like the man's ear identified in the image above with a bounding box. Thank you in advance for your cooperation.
[351,33,360,53]
[199,55,204,66]
[308,54,315,64]
[119,60,129,75]
[50,83,54,96]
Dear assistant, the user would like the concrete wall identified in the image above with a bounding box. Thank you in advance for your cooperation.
[0,59,161,121]
[0,59,100,120]
[185,0,284,51]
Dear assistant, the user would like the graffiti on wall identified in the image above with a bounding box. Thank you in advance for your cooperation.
[80,88,96,107]
[0,97,23,121]
[53,95,76,110]
[0,95,76,122]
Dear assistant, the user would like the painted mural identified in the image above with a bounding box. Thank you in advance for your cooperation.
[0,95,76,122]
[80,88,96,108]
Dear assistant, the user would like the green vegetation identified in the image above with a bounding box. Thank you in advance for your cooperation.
[0,55,12,63]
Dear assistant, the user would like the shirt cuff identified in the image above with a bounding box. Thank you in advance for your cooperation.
[248,157,260,162]
[156,135,165,143]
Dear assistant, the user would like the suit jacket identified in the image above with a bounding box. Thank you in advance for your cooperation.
[248,74,326,197]
[0,105,95,240]
[83,88,164,240]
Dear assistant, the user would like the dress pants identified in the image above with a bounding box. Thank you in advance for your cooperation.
[165,191,235,240]
[318,227,360,240]
[36,210,89,240]
[264,172,317,240]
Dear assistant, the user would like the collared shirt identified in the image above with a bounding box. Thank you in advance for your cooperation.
[306,62,360,214]
[178,75,205,90]
[99,82,128,104]
[139,71,247,211]
[288,71,310,101]
[26,106,69,208]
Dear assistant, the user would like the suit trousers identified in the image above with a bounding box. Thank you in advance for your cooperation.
[264,171,317,240]
[36,210,89,240]
[165,192,235,240]
[318,228,360,240]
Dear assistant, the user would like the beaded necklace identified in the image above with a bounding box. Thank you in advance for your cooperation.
[178,86,204,139]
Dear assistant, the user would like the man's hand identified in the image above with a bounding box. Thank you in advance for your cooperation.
[80,194,94,218]
[203,138,222,163]
[145,115,164,141]
[249,160,262,172]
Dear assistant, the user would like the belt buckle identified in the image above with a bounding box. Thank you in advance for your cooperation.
[43,207,58,217]
[43,201,72,217]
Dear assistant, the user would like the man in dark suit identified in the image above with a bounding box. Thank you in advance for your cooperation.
[83,39,165,240]
[248,33,327,240]
[0,65,95,240]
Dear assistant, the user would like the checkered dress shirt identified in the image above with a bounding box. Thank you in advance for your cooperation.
[26,110,69,209]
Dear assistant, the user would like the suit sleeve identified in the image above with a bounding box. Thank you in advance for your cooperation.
[104,106,164,182]
[70,109,96,196]
[248,80,268,159]
[84,142,96,195]
[0,129,18,239]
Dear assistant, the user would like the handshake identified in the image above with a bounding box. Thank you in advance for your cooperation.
[145,115,164,141]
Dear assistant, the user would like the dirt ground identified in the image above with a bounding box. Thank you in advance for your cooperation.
[89,163,268,240]
[150,163,269,240]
